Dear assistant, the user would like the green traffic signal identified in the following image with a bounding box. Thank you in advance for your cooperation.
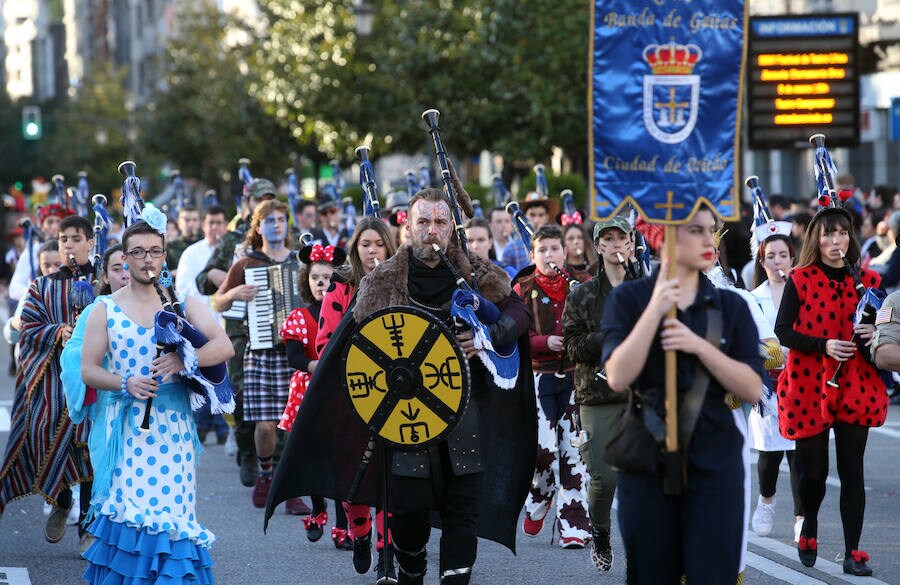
[22,105,42,140]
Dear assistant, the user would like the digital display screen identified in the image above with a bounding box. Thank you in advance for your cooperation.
[747,14,859,149]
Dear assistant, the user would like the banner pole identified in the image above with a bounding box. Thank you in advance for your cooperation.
[663,225,682,494]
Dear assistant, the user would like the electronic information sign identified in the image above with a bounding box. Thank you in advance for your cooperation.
[747,14,859,149]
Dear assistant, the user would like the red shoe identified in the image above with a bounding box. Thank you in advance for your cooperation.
[251,472,272,509]
[522,513,544,537]
[798,536,817,567]
[332,527,353,550]
[285,497,312,516]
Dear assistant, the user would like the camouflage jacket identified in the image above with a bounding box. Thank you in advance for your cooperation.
[561,269,627,406]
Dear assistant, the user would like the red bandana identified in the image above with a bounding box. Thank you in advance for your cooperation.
[535,270,568,302]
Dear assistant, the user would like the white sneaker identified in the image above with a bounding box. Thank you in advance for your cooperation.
[751,495,776,536]
[794,517,804,543]
[66,485,81,525]
[224,427,238,457]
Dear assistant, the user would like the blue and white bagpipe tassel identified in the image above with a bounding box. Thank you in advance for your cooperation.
[117,161,145,227]
[406,169,420,198]
[204,189,219,207]
[810,134,840,208]
[50,174,66,207]
[450,288,519,390]
[172,169,187,214]
[418,165,431,190]
[154,309,236,415]
[74,172,90,218]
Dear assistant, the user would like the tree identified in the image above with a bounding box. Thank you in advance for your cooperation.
[144,1,308,191]
[251,0,589,170]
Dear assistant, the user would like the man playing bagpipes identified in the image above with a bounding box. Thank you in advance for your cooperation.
[266,178,538,585]
[76,203,234,584]
[0,214,95,550]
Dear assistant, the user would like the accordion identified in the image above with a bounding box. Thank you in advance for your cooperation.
[243,262,301,350]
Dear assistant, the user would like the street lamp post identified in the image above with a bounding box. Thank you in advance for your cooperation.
[354,0,374,37]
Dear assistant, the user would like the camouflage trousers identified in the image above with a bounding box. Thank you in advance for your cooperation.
[524,372,591,542]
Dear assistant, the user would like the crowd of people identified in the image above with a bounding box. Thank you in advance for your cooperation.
[0,162,897,585]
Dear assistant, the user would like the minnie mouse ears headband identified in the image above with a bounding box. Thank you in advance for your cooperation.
[297,243,346,267]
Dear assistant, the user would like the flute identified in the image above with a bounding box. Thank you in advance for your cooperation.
[548,261,579,291]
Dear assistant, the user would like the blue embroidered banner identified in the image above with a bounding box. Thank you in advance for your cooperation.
[590,1,747,224]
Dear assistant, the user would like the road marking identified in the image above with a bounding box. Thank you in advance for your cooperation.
[748,534,891,585]
[0,406,10,433]
[0,568,32,585]
[745,551,829,585]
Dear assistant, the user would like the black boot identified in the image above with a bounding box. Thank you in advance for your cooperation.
[591,527,613,571]
[353,531,373,574]
[375,546,398,584]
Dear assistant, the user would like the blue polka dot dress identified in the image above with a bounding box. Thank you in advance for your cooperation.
[82,297,215,585]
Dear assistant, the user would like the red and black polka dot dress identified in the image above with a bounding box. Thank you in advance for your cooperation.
[777,264,887,440]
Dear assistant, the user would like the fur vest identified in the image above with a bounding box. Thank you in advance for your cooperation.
[353,244,511,322]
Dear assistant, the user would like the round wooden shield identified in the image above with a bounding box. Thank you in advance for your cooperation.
[342,305,470,449]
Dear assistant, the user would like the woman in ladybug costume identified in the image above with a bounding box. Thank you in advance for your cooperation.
[279,243,348,547]
[774,206,886,576]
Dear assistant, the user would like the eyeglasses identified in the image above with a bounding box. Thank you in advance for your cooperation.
[125,247,165,259]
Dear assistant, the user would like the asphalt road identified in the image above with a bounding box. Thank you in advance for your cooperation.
[1,333,899,584]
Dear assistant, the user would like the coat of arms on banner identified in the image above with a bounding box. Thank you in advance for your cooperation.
[642,41,703,145]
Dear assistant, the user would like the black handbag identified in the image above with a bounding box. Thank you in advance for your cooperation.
[603,303,723,477]
[603,388,665,475]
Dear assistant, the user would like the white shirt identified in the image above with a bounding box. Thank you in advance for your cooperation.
[9,247,38,301]
[175,239,217,316]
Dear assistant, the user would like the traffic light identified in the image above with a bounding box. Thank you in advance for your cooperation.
[22,105,42,140]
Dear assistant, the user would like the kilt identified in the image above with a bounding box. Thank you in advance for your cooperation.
[243,344,292,422]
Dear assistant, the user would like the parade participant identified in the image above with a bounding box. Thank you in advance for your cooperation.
[267,187,536,585]
[213,199,295,509]
[175,205,228,311]
[520,193,558,231]
[96,245,129,296]
[561,217,632,570]
[7,240,64,340]
[463,218,494,262]
[773,206,886,576]
[513,224,591,549]
[310,197,349,249]
[78,218,233,584]
[315,217,396,356]
[196,179,275,489]
[489,207,529,277]
[296,199,318,232]
[277,243,350,549]
[748,234,804,541]
[314,216,397,582]
[8,203,72,302]
[602,205,764,584]
[0,215,96,550]
[562,224,594,273]
[166,203,202,271]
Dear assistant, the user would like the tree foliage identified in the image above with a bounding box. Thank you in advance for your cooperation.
[145,2,305,189]
[252,0,589,168]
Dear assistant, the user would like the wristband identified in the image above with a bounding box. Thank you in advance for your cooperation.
[120,372,133,398]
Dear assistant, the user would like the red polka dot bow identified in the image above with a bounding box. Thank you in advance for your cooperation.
[309,244,336,263]
[561,211,582,226]
[395,210,408,226]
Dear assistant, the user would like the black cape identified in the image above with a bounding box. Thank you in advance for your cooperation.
[264,305,537,553]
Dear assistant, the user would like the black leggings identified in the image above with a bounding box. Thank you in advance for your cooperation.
[795,422,869,555]
[757,450,804,516]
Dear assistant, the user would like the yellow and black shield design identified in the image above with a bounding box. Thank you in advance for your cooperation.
[342,305,470,449]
